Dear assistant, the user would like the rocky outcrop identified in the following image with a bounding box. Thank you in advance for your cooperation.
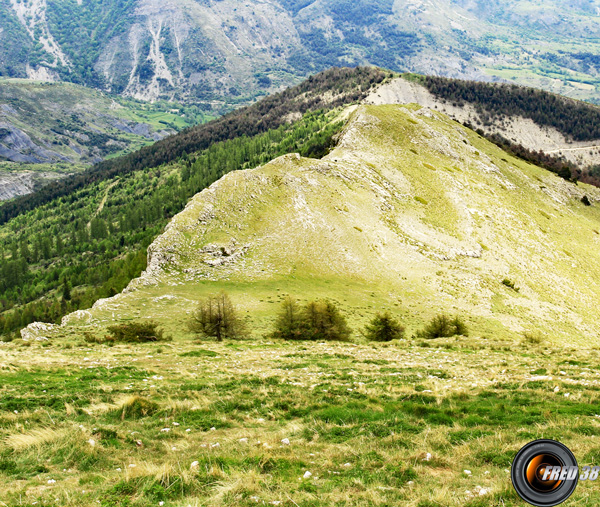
[20,322,56,341]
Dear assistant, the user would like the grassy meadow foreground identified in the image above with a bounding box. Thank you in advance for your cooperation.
[2,335,600,506]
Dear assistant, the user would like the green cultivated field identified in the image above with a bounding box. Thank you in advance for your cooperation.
[1,336,600,506]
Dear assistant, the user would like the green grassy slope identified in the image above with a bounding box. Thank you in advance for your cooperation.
[59,104,600,346]
[0,108,348,339]
[0,68,389,341]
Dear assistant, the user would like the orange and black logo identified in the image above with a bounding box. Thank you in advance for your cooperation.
[511,439,590,506]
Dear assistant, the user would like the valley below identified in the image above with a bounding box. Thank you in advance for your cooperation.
[0,79,209,200]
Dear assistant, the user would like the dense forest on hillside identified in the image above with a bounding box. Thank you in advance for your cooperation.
[45,0,137,89]
[409,74,600,142]
[288,0,419,74]
[0,67,388,225]
[0,109,345,338]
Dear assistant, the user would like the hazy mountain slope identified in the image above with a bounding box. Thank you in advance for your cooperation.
[0,78,210,199]
[0,67,387,223]
[0,79,194,164]
[1,0,600,103]
[394,0,600,101]
[0,165,68,200]
[48,104,600,346]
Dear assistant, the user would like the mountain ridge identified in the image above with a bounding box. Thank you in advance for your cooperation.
[6,68,600,223]
[43,103,600,346]
[4,67,600,342]
[367,76,600,179]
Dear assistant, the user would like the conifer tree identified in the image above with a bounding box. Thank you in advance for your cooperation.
[364,312,405,342]
[189,291,246,341]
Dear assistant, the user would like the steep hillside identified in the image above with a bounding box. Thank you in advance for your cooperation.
[368,75,600,182]
[1,0,600,102]
[0,67,387,223]
[0,79,190,165]
[47,104,600,346]
[0,78,210,199]
[0,68,388,340]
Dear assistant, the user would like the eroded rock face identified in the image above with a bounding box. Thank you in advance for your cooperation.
[0,170,68,201]
[0,124,67,164]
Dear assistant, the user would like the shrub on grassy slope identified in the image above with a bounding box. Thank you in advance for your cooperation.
[106,320,169,343]
[364,311,405,342]
[417,314,468,339]
[189,291,246,341]
[113,396,159,421]
[271,297,352,341]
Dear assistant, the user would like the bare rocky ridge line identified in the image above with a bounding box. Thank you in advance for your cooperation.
[365,77,600,169]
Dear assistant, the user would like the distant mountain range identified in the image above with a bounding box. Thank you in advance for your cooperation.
[1,0,599,104]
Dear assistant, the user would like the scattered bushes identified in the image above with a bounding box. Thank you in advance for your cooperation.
[86,296,478,347]
[271,296,352,341]
[106,321,169,343]
[188,291,246,341]
[364,312,405,342]
[417,314,468,339]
